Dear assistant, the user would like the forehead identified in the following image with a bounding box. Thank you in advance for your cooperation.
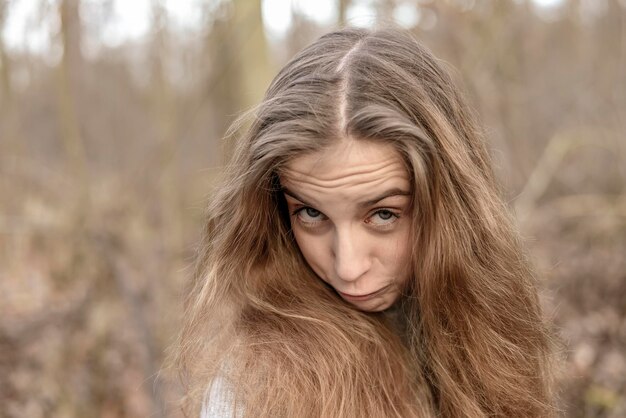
[280,139,409,194]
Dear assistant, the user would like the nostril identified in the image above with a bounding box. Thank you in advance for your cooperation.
[334,251,370,282]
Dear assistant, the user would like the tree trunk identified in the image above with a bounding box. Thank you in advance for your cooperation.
[150,1,183,257]
[0,1,19,156]
[208,0,272,162]
[338,0,350,27]
[57,0,89,219]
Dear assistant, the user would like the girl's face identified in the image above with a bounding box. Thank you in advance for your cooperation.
[280,139,413,312]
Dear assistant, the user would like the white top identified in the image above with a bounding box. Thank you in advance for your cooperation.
[201,377,241,418]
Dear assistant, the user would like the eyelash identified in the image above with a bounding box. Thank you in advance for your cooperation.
[291,207,401,230]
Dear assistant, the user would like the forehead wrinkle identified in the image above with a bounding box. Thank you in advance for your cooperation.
[282,170,410,207]
[282,158,406,186]
[287,169,408,193]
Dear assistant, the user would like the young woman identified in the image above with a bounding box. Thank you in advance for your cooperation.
[175,27,556,417]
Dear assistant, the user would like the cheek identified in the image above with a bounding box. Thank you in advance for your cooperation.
[292,229,331,277]
[379,229,412,277]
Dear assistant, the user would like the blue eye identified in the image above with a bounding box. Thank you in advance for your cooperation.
[304,208,321,218]
[368,209,399,226]
[295,207,327,224]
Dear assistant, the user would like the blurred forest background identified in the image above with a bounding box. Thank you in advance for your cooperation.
[0,0,624,416]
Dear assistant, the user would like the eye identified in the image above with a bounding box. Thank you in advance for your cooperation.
[367,209,399,226]
[295,207,327,224]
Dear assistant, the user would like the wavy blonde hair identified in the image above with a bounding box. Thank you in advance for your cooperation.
[174,28,556,417]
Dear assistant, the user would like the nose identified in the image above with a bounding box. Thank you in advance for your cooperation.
[332,227,371,282]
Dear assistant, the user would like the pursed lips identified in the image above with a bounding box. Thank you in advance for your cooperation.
[337,284,391,300]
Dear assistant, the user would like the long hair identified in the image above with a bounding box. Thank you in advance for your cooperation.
[174,27,556,417]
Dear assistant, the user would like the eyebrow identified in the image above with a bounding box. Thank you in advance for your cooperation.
[281,186,411,208]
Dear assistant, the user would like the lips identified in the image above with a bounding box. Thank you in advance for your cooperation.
[338,285,389,302]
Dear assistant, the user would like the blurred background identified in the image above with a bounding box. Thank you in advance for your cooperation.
[0,0,624,416]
